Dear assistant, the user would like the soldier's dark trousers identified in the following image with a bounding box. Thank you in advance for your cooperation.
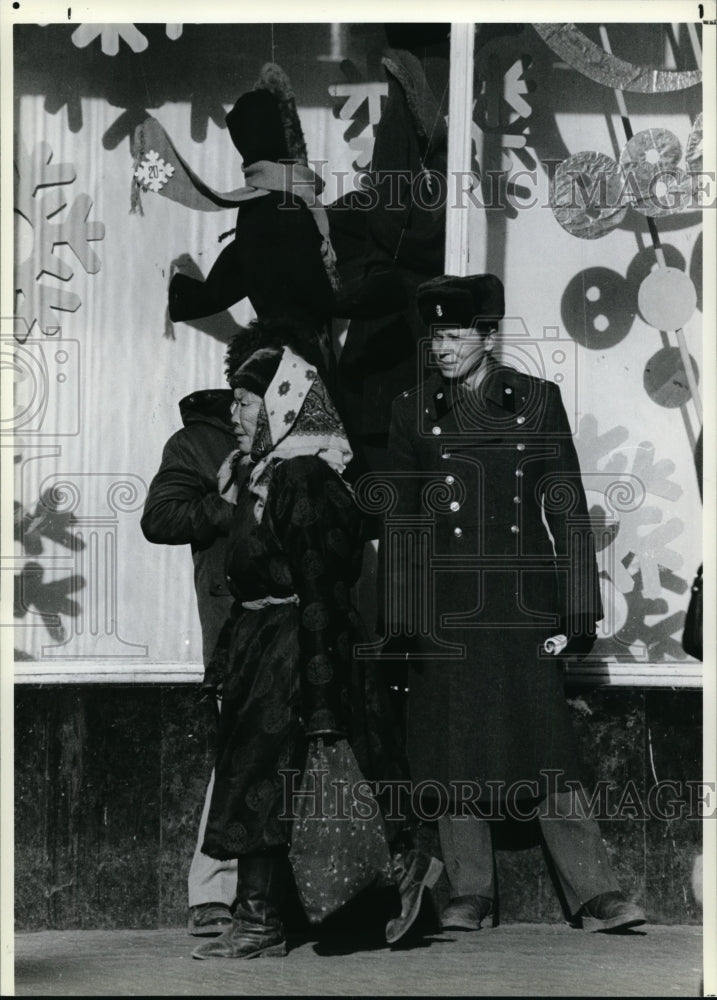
[437,791,620,917]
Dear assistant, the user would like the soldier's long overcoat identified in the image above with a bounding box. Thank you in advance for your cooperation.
[383,364,602,802]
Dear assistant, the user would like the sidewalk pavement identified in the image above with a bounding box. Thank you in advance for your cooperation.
[11,923,706,997]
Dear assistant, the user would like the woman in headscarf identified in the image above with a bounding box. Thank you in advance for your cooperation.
[192,318,441,960]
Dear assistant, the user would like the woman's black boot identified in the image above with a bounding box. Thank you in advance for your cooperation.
[192,852,288,960]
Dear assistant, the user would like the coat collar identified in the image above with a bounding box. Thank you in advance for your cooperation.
[179,388,234,431]
[428,365,522,420]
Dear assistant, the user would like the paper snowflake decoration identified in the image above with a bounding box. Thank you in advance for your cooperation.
[133,150,175,193]
[576,415,686,601]
[70,23,183,57]
[329,60,388,171]
[14,141,105,339]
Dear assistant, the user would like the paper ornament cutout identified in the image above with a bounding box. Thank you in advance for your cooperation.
[71,23,150,55]
[133,150,176,193]
[686,112,703,172]
[70,23,183,56]
[532,23,702,94]
[619,128,690,218]
[643,346,699,409]
[549,151,627,239]
[328,64,388,171]
[14,141,105,339]
[637,267,698,331]
[551,121,700,237]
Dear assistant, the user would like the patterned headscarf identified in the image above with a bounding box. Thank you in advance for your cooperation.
[241,346,353,522]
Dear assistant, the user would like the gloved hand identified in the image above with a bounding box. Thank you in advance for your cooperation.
[562,630,598,659]
[557,617,598,660]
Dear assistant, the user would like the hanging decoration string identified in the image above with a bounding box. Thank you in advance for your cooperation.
[598,24,702,427]
[387,58,451,268]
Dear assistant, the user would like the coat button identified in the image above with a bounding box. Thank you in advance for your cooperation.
[516,443,525,451]
[516,415,525,424]
[505,387,513,395]
[436,391,444,399]
[515,469,524,477]
[449,501,460,512]
[445,475,455,485]
[513,496,521,504]
[510,525,520,534]
[454,527,463,538]
[432,426,442,435]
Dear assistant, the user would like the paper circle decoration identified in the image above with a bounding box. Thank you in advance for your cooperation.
[619,128,689,218]
[643,346,699,408]
[686,113,704,207]
[550,151,627,239]
[686,112,703,172]
[532,24,702,93]
[637,267,697,330]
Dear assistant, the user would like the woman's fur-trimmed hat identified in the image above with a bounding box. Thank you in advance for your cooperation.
[230,347,283,396]
[417,273,505,328]
[225,62,308,167]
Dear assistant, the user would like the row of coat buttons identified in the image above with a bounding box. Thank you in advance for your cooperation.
[432,415,526,435]
[442,451,527,461]
[450,523,521,536]
[440,438,525,537]
[445,487,522,535]
[447,497,520,511]
[445,472,462,535]
[450,525,520,536]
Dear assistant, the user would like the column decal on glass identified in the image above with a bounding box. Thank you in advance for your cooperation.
[39,473,148,658]
[353,473,464,660]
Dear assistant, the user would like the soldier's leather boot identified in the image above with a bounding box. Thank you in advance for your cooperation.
[385,848,444,945]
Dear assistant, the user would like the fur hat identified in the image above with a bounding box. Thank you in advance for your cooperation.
[225,314,325,386]
[229,346,283,396]
[225,63,308,167]
[417,273,505,328]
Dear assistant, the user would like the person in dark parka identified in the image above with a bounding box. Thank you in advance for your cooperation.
[140,327,271,936]
[141,384,239,934]
[381,273,647,935]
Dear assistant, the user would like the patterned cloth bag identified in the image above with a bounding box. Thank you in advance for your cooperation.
[288,738,392,924]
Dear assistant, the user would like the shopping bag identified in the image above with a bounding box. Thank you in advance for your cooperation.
[288,737,392,924]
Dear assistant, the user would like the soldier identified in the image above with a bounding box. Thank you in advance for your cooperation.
[382,273,647,934]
